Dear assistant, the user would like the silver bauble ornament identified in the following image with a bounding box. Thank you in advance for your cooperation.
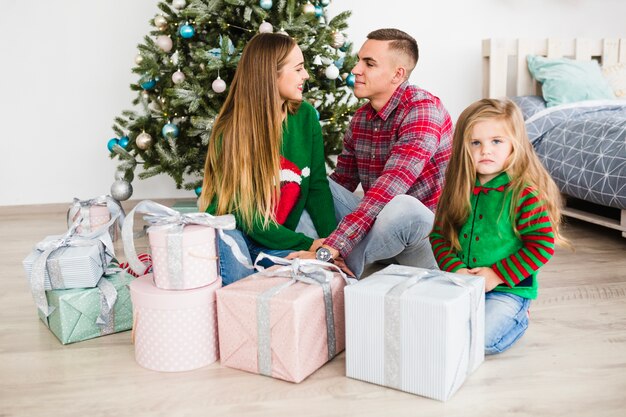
[258,21,273,33]
[114,169,134,182]
[136,132,154,150]
[110,180,133,201]
[172,70,185,84]
[324,64,340,80]
[154,15,167,30]
[172,0,186,9]
[156,35,173,53]
[212,76,227,93]
[135,54,144,65]
[320,0,331,5]
[331,32,345,49]
[303,2,315,14]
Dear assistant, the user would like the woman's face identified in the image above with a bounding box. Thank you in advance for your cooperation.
[277,45,309,103]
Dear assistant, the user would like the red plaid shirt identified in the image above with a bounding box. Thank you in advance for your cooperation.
[326,82,453,257]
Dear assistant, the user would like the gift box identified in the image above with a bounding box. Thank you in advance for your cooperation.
[40,270,134,344]
[129,274,221,372]
[68,196,124,240]
[345,265,485,401]
[216,256,349,383]
[122,200,245,291]
[172,199,200,214]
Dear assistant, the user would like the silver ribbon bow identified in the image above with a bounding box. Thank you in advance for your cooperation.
[30,217,117,325]
[67,195,125,235]
[253,253,351,377]
[122,200,252,287]
[381,267,481,397]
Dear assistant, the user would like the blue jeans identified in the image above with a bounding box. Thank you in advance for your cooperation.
[217,214,319,286]
[329,179,438,278]
[484,291,531,355]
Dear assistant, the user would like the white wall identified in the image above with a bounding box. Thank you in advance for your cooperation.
[1,0,624,206]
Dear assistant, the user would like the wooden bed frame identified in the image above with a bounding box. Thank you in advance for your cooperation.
[482,38,626,237]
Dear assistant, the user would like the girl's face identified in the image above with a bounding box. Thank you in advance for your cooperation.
[277,45,309,104]
[469,118,514,184]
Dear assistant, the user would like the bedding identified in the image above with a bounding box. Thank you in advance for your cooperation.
[523,100,626,209]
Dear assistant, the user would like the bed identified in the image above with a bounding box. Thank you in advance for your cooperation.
[482,38,626,237]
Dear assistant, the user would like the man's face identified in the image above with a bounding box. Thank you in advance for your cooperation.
[351,39,398,104]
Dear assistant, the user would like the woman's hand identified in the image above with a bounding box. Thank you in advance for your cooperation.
[468,267,503,292]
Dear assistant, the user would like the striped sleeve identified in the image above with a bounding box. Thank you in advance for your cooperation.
[429,224,467,272]
[492,188,556,286]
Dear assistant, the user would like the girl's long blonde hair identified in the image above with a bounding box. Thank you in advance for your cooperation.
[434,98,568,250]
[199,33,300,229]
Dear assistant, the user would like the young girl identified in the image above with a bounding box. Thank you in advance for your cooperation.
[199,33,336,285]
[429,98,568,355]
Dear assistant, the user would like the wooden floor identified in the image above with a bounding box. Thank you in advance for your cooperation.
[1,203,625,417]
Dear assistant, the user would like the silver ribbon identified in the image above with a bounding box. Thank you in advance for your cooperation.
[96,276,118,335]
[122,200,252,287]
[381,267,481,396]
[67,195,125,236]
[29,217,118,325]
[253,253,350,377]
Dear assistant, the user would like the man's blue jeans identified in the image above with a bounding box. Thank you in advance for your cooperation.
[328,179,438,278]
[484,291,531,354]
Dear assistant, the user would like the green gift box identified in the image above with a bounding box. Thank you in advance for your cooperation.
[171,199,199,214]
[38,271,134,344]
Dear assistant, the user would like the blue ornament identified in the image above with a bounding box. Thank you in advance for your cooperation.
[346,73,355,87]
[314,6,323,17]
[339,41,351,52]
[118,136,130,149]
[162,123,179,138]
[334,56,345,69]
[140,78,156,90]
[195,186,202,197]
[315,108,320,120]
[260,0,273,10]
[107,138,119,152]
[179,24,195,39]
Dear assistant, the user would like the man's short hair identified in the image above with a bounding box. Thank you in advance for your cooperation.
[366,28,419,69]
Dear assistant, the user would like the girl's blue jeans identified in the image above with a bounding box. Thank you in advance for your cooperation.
[485,291,531,354]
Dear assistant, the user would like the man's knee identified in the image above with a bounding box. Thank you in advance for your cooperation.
[377,195,434,228]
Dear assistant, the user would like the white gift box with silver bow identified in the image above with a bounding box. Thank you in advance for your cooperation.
[345,265,485,401]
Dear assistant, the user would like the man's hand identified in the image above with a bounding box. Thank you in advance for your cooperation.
[286,249,356,278]
[308,238,326,252]
[468,267,503,292]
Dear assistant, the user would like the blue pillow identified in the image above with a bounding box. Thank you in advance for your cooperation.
[527,55,615,107]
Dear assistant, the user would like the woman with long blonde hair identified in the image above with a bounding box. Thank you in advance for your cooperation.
[199,33,336,284]
[430,98,569,354]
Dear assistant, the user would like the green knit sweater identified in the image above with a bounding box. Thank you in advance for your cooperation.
[430,172,556,299]
[206,101,337,251]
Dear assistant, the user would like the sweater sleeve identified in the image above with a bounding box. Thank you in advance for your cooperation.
[429,224,467,272]
[491,188,556,287]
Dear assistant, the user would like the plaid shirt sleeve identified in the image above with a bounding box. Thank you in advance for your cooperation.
[329,120,360,192]
[325,102,444,257]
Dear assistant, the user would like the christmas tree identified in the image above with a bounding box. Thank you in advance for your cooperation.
[108,0,359,201]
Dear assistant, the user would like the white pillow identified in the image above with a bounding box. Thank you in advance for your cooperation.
[602,62,626,98]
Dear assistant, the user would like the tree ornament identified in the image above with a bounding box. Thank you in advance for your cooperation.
[162,122,180,138]
[334,56,345,69]
[140,77,156,90]
[314,6,323,17]
[324,64,340,80]
[179,23,195,39]
[303,2,315,14]
[320,0,331,6]
[111,180,133,201]
[172,0,187,10]
[278,27,288,36]
[118,136,130,149]
[339,41,351,52]
[346,73,355,87]
[195,186,202,197]
[156,35,173,52]
[172,70,185,84]
[258,21,273,33]
[115,169,134,182]
[315,108,320,120]
[312,55,323,66]
[259,0,273,10]
[212,76,226,93]
[331,32,345,49]
[135,54,144,65]
[107,138,119,152]
[154,15,167,30]
[136,132,153,150]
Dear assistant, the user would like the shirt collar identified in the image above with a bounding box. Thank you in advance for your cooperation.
[365,81,410,122]
[474,172,511,188]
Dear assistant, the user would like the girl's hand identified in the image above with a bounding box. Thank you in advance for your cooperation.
[468,267,503,292]
[454,268,472,275]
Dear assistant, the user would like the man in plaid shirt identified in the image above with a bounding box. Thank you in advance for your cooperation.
[288,28,453,278]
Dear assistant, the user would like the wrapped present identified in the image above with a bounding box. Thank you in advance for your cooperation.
[345,265,485,401]
[40,269,134,344]
[23,223,115,319]
[68,195,125,240]
[129,274,221,372]
[122,200,250,290]
[216,254,351,383]
[172,199,200,214]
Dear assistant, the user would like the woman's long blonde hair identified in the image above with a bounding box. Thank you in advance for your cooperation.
[199,33,300,229]
[434,98,568,250]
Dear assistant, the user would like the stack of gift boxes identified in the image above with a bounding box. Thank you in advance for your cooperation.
[23,197,488,401]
